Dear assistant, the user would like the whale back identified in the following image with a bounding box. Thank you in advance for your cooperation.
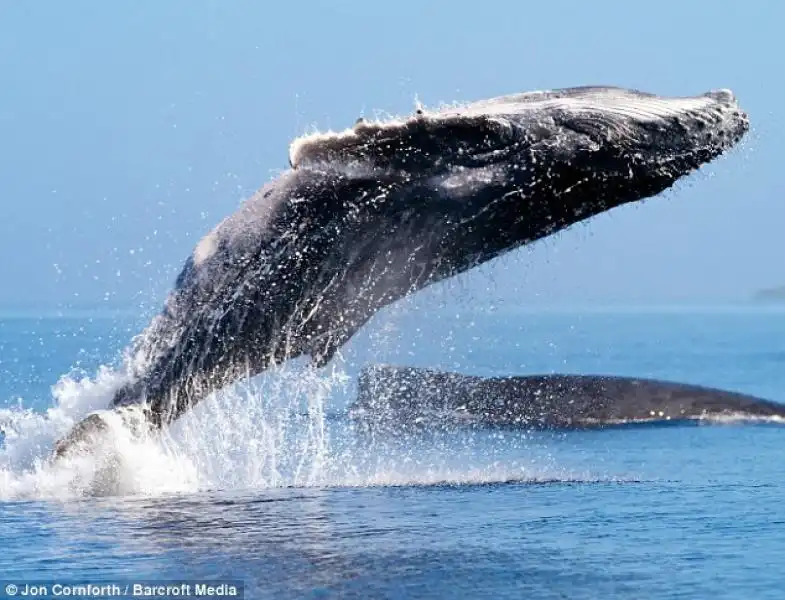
[350,365,785,430]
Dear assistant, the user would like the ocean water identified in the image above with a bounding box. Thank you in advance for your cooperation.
[2,302,785,599]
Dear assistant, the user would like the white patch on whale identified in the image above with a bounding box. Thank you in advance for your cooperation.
[193,226,220,266]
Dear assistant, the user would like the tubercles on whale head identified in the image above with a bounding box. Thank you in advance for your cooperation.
[704,88,736,104]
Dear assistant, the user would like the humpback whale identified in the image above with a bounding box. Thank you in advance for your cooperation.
[350,365,785,430]
[53,86,749,458]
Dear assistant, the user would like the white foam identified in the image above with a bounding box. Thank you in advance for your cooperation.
[697,412,785,426]
[0,359,579,501]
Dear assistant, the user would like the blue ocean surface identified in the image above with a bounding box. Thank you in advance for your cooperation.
[1,303,785,599]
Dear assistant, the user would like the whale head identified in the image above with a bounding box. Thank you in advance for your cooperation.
[291,86,748,238]
[284,87,748,345]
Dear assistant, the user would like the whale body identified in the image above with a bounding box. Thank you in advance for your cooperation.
[53,86,749,457]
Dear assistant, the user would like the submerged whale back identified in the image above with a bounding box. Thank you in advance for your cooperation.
[351,365,785,429]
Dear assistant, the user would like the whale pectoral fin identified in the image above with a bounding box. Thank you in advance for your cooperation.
[51,412,112,460]
[52,404,155,462]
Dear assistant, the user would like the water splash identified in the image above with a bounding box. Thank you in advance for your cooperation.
[0,354,598,501]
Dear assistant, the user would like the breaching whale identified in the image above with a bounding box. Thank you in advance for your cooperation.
[350,365,785,430]
[53,86,749,458]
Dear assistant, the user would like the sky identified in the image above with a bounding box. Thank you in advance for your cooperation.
[0,0,782,311]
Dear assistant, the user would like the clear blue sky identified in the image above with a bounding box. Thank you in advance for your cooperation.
[0,0,781,310]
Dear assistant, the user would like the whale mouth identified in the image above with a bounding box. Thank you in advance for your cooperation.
[288,86,749,176]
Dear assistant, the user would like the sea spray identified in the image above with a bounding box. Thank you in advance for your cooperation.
[0,359,352,499]
[0,316,589,501]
